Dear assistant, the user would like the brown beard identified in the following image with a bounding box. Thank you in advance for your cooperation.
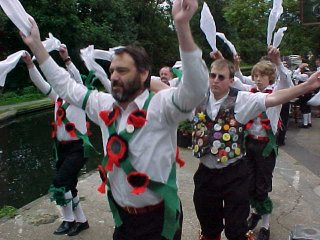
[111,74,142,102]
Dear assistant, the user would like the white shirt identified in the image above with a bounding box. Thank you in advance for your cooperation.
[28,64,87,141]
[39,48,209,207]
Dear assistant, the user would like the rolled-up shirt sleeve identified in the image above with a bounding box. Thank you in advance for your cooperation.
[172,48,209,112]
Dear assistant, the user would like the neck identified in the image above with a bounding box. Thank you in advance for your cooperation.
[118,88,146,110]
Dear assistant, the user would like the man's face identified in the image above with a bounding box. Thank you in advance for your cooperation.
[159,67,173,85]
[209,65,233,99]
[109,53,144,103]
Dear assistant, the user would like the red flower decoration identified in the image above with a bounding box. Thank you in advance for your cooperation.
[51,122,57,139]
[127,172,150,195]
[99,106,120,126]
[277,119,282,129]
[86,121,92,136]
[260,119,271,130]
[264,89,273,94]
[175,148,185,168]
[250,88,257,93]
[65,122,77,137]
[246,120,254,129]
[56,107,66,126]
[97,165,107,194]
[127,109,147,128]
[56,97,63,107]
[106,134,128,171]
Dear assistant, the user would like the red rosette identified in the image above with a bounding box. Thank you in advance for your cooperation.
[56,107,66,126]
[86,121,92,136]
[99,106,120,126]
[106,134,128,171]
[65,122,77,137]
[56,97,63,107]
[250,88,257,93]
[127,109,147,128]
[51,122,57,139]
[97,164,107,194]
[260,119,271,130]
[127,172,150,195]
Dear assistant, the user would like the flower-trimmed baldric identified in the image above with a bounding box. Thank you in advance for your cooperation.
[97,92,181,240]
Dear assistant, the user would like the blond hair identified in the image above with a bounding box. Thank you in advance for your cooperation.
[251,60,276,84]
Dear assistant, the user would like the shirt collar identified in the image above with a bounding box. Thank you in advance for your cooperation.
[113,89,149,110]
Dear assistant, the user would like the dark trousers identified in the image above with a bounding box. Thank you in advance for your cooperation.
[53,140,86,197]
[277,102,290,145]
[113,198,183,240]
[193,160,250,240]
[246,139,276,202]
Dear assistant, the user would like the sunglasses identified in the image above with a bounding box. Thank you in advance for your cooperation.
[209,72,226,81]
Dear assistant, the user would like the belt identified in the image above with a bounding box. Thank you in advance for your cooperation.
[59,139,82,145]
[121,201,164,215]
[247,134,269,142]
[202,159,243,173]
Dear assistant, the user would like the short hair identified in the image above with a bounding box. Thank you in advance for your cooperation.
[251,60,276,84]
[210,59,235,79]
[114,45,151,88]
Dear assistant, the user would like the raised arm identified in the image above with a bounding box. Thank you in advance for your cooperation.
[265,71,320,108]
[59,45,83,84]
[171,0,209,112]
[267,46,293,90]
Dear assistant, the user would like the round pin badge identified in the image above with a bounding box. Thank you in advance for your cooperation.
[223,124,230,131]
[126,124,135,133]
[231,143,238,149]
[198,138,204,147]
[228,127,236,135]
[213,132,222,139]
[214,124,222,131]
[194,145,199,153]
[235,147,241,155]
[225,147,231,153]
[222,133,231,141]
[229,119,236,126]
[221,156,228,164]
[228,151,235,158]
[213,140,221,148]
[232,134,239,141]
[211,146,219,155]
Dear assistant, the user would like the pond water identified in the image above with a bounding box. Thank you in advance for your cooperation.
[0,110,103,208]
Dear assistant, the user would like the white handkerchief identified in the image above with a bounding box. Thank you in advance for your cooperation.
[0,0,32,36]
[0,50,26,87]
[308,91,320,106]
[216,32,237,56]
[31,33,61,61]
[200,2,217,53]
[267,0,283,46]
[94,49,113,61]
[272,27,287,48]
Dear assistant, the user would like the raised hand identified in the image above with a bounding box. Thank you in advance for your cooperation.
[21,51,34,69]
[267,46,281,65]
[19,17,49,65]
[210,50,224,60]
[172,0,198,25]
[59,44,69,61]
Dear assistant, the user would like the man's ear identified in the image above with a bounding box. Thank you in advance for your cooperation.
[140,70,149,84]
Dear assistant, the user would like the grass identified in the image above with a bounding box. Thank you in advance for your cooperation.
[0,206,17,218]
[0,86,45,106]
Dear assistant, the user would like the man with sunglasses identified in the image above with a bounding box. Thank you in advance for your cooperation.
[192,58,320,240]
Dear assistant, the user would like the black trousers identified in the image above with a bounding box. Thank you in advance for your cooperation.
[193,160,249,240]
[112,197,183,240]
[246,139,276,202]
[277,102,290,145]
[53,140,87,197]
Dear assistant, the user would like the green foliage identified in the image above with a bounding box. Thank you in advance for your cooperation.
[178,120,193,134]
[0,206,17,218]
[0,86,43,105]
